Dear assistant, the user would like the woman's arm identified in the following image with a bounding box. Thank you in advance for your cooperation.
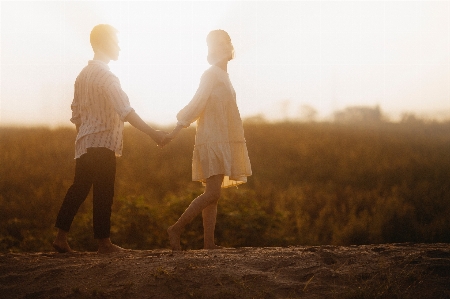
[176,71,214,127]
[167,124,184,139]
[160,70,215,147]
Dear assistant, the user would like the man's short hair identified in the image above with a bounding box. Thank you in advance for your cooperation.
[90,24,118,52]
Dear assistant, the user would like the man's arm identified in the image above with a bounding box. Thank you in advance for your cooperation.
[125,110,166,145]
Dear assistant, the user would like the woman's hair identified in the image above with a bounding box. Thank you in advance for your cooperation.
[90,24,118,52]
[206,30,234,65]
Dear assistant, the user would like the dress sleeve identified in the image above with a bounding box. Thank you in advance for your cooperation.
[103,74,135,121]
[70,80,82,126]
[176,70,215,127]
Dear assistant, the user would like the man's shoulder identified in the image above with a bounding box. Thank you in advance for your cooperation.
[77,62,118,83]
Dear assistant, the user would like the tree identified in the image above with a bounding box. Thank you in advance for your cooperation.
[333,105,385,124]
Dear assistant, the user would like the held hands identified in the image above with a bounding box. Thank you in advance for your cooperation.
[157,125,183,148]
[160,135,173,147]
[158,133,172,148]
[153,130,170,148]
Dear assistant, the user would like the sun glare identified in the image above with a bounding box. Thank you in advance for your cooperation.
[1,1,449,126]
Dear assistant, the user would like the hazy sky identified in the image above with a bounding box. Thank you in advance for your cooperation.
[1,1,449,127]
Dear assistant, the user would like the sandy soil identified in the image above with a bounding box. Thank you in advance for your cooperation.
[1,243,450,299]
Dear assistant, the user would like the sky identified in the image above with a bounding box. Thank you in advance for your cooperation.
[1,0,450,127]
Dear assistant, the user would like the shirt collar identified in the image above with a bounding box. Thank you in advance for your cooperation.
[88,60,110,70]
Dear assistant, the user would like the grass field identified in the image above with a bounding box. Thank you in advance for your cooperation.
[1,121,449,252]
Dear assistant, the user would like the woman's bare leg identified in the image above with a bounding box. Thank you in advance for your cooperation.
[202,202,220,249]
[168,174,223,251]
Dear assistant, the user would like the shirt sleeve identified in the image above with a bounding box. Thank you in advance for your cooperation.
[176,70,215,128]
[70,81,82,126]
[103,74,135,121]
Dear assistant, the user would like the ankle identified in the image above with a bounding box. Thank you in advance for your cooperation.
[55,229,69,242]
[204,243,215,248]
[168,225,182,235]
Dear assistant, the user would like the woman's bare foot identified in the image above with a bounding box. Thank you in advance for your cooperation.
[167,226,182,251]
[52,241,73,253]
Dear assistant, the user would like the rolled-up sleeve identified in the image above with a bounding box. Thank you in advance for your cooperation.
[176,71,215,128]
[70,84,82,126]
[104,75,135,121]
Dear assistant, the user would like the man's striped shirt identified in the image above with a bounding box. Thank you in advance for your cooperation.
[70,60,134,159]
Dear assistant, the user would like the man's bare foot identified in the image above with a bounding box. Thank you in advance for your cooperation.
[204,244,224,250]
[167,226,182,251]
[52,241,73,253]
[97,238,126,254]
[53,229,73,253]
[97,243,126,254]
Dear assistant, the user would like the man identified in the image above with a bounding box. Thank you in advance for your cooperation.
[52,24,166,254]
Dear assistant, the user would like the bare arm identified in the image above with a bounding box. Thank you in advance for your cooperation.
[167,124,184,139]
[125,110,166,145]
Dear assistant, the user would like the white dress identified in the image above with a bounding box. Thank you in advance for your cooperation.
[177,65,252,188]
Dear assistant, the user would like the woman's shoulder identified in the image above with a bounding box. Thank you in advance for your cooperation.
[202,66,229,83]
[195,68,217,89]
[201,66,218,79]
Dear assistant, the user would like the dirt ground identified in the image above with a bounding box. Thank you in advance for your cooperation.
[1,243,450,299]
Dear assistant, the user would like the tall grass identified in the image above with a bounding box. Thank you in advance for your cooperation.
[0,121,449,252]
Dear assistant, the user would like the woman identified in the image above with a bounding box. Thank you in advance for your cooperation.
[165,30,252,251]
